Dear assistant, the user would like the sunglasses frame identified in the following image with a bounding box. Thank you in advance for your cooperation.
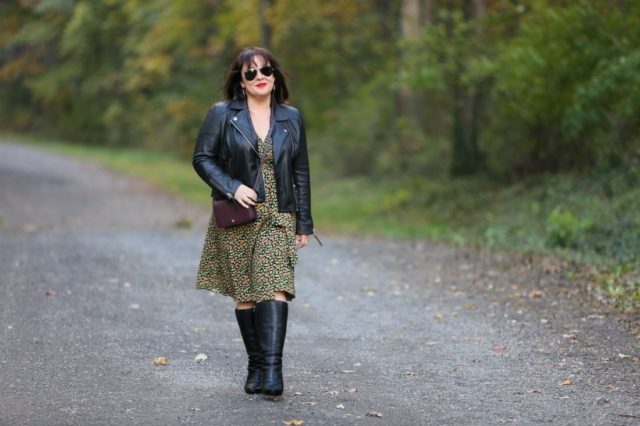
[243,65,275,81]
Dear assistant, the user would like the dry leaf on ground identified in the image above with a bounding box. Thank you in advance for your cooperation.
[492,344,508,353]
[282,420,304,426]
[153,356,168,366]
[561,379,572,386]
[528,289,544,298]
[194,353,208,362]
[366,412,383,418]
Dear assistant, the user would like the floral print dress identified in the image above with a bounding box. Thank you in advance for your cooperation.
[196,134,298,302]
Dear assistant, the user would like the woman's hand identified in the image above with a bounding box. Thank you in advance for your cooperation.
[233,184,257,208]
[295,234,309,249]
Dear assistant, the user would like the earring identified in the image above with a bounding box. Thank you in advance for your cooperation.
[242,88,246,97]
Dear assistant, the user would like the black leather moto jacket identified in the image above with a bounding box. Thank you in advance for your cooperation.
[192,99,313,235]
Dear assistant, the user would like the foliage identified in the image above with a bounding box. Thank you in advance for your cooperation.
[2,0,639,306]
[488,0,640,174]
[2,0,639,177]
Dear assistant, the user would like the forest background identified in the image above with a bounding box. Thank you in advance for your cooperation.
[1,0,639,309]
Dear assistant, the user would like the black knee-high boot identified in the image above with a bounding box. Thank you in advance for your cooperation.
[235,309,263,394]
[255,300,288,396]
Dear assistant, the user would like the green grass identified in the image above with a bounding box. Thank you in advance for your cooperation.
[5,133,638,311]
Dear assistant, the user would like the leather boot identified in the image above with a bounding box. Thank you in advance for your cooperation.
[255,300,288,396]
[235,308,262,394]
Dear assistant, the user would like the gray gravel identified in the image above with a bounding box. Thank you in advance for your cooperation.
[0,140,638,425]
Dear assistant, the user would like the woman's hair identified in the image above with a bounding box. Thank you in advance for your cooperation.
[223,47,289,103]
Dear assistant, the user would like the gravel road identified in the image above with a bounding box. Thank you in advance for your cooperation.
[0,141,638,425]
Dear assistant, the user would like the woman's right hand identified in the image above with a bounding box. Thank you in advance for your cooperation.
[234,184,258,209]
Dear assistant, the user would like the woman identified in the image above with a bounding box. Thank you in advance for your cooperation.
[192,47,314,397]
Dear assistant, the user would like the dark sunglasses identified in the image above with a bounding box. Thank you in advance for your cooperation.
[243,65,275,81]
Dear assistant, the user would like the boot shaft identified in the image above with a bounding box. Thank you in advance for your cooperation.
[255,300,288,360]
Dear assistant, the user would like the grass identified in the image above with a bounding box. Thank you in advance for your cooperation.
[5,133,638,311]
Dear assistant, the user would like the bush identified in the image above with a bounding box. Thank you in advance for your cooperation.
[546,207,585,249]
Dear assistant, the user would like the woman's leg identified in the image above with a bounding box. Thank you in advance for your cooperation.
[273,291,288,302]
[235,301,262,394]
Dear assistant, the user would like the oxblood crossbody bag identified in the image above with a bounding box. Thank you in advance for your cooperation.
[212,114,272,228]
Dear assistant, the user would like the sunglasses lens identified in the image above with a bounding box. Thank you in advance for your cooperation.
[260,66,274,77]
[244,69,257,81]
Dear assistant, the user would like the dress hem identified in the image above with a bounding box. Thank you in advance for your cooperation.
[196,283,295,303]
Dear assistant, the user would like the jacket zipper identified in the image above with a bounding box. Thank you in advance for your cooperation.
[230,118,264,190]
[230,119,260,156]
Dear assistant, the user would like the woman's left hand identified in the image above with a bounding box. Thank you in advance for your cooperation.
[295,234,309,249]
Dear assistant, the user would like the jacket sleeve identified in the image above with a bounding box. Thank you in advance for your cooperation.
[292,111,314,235]
[192,103,242,199]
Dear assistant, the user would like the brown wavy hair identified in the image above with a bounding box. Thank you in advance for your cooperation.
[223,47,289,103]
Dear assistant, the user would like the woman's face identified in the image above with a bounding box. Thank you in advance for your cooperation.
[240,56,275,100]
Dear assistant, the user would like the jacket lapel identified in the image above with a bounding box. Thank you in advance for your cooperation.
[229,100,258,152]
[272,103,291,162]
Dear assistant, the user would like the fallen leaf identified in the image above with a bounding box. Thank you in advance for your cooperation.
[492,344,508,353]
[561,379,572,386]
[194,353,208,362]
[282,420,304,426]
[326,390,339,396]
[527,389,541,394]
[562,334,577,340]
[341,370,356,374]
[336,404,345,409]
[463,303,477,310]
[123,282,132,288]
[366,412,383,418]
[528,289,544,298]
[45,290,56,297]
[345,388,358,393]
[129,303,140,309]
[404,371,418,376]
[293,391,303,396]
[153,356,168,366]
[618,353,631,359]
[433,313,444,321]
[23,224,38,232]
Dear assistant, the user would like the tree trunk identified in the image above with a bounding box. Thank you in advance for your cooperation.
[259,0,273,49]
[450,0,486,176]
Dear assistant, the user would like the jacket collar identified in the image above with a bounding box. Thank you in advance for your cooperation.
[228,99,291,162]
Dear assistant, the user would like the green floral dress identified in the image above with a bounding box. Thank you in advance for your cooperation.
[195,134,298,302]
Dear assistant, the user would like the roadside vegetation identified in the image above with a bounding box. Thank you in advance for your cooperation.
[10,133,639,312]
